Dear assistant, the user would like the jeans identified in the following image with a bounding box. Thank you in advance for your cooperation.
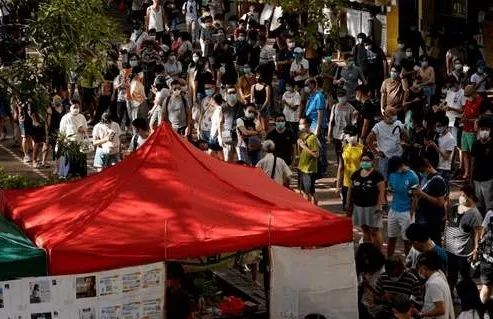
[238,146,260,166]
[474,179,493,214]
[378,156,389,180]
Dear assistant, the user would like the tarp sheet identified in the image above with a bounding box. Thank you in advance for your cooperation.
[1,124,352,275]
[0,214,47,280]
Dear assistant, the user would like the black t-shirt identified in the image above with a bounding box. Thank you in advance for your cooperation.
[266,128,296,165]
[234,41,252,66]
[471,140,493,181]
[415,174,448,227]
[350,169,385,207]
[360,99,378,133]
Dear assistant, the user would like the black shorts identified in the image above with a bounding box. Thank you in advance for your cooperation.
[19,119,33,137]
[481,260,493,285]
[208,135,222,152]
[298,171,316,195]
[31,125,46,143]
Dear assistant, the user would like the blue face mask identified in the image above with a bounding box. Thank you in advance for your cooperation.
[205,89,214,96]
[275,121,286,130]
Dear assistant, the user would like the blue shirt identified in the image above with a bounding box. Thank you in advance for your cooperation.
[305,91,327,130]
[388,169,419,212]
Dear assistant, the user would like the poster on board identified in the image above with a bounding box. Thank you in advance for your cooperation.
[0,262,165,319]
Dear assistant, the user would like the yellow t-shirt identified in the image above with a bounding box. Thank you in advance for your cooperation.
[298,133,320,174]
[342,143,364,187]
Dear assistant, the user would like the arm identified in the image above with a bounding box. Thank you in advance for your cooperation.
[361,119,370,143]
[366,131,377,152]
[145,8,150,31]
[377,181,386,208]
[380,83,387,113]
[420,301,445,318]
[327,105,335,141]
[316,110,323,135]
[263,85,271,109]
[250,85,255,104]
[415,190,446,208]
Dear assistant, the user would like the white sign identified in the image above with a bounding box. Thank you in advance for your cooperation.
[270,244,358,319]
[0,262,165,319]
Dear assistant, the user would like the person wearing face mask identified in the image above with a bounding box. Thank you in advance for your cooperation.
[380,65,408,116]
[267,114,296,166]
[58,101,88,178]
[193,79,220,141]
[218,86,242,162]
[334,54,366,100]
[160,80,192,136]
[450,59,467,87]
[471,115,493,215]
[367,107,407,180]
[414,251,455,319]
[417,55,435,108]
[281,81,301,137]
[443,77,465,145]
[373,257,422,319]
[130,22,149,52]
[148,75,170,132]
[256,140,292,187]
[386,156,419,257]
[461,85,483,180]
[352,33,368,72]
[471,61,489,97]
[297,117,320,204]
[355,85,378,143]
[250,74,271,131]
[290,47,309,89]
[237,65,256,104]
[426,115,456,182]
[163,52,183,78]
[233,30,251,67]
[363,39,388,97]
[412,157,448,246]
[391,38,407,68]
[198,15,215,58]
[113,63,132,131]
[206,93,226,160]
[304,78,328,176]
[338,125,363,214]
[92,112,121,172]
[275,36,295,95]
[443,184,482,296]
[236,104,263,165]
[348,151,385,248]
[328,89,358,163]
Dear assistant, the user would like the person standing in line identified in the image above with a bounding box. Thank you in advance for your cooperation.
[297,117,320,205]
[145,0,167,44]
[461,85,482,180]
[387,156,419,257]
[256,140,292,187]
[431,115,457,182]
[471,115,493,215]
[348,151,386,248]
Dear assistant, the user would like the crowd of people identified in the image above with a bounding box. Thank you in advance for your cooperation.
[1,0,493,318]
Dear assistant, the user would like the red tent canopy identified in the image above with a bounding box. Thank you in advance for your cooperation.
[1,124,352,275]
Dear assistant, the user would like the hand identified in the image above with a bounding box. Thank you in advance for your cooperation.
[411,188,424,198]
[297,139,306,148]
[185,126,191,137]
[469,249,479,262]
[78,126,85,134]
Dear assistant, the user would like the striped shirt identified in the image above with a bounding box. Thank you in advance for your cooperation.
[444,205,482,257]
[375,271,423,310]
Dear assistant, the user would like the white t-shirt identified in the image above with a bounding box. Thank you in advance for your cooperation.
[457,310,481,319]
[59,113,88,142]
[282,91,301,122]
[147,6,164,32]
[445,89,465,127]
[330,102,356,140]
[437,132,456,170]
[371,120,404,158]
[92,122,121,155]
[290,59,309,82]
[471,73,487,93]
[423,271,455,319]
[256,153,292,185]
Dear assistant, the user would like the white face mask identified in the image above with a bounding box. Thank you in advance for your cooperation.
[459,195,467,206]
[70,107,80,115]
[479,129,490,140]
[347,136,358,145]
[405,51,413,57]
[129,60,138,67]
[192,56,199,63]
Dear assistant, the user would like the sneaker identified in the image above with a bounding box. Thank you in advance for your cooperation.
[23,155,31,163]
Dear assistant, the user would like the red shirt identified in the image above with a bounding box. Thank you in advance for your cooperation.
[462,95,482,132]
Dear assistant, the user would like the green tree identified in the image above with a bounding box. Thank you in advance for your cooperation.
[0,0,123,111]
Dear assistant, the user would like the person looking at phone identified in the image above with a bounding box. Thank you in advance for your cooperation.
[387,156,420,257]
[92,112,121,172]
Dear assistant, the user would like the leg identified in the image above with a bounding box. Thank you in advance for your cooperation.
[481,285,492,304]
[370,227,383,249]
[387,237,397,257]
[447,252,459,293]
